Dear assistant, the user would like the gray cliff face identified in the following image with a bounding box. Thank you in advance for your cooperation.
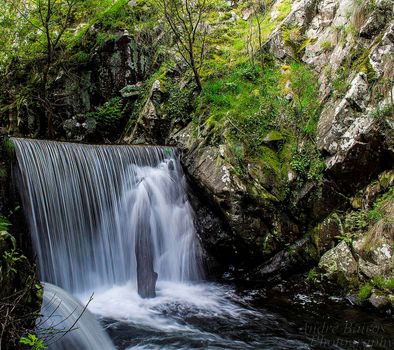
[120,1,393,290]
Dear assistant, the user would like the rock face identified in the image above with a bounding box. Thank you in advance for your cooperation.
[249,237,314,283]
[120,0,394,281]
[263,0,394,197]
[59,30,155,118]
[124,80,171,145]
[318,241,358,280]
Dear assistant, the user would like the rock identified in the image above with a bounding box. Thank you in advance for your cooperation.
[187,187,239,274]
[124,80,170,145]
[324,116,389,194]
[82,118,97,135]
[310,213,341,253]
[369,22,394,78]
[358,258,381,278]
[369,292,390,310]
[63,118,79,138]
[249,237,314,282]
[370,243,393,267]
[344,73,370,112]
[318,73,370,155]
[263,130,284,144]
[242,8,253,21]
[360,10,389,39]
[120,84,141,98]
[266,30,293,60]
[229,11,238,22]
[318,241,358,279]
[63,116,97,141]
[351,170,394,209]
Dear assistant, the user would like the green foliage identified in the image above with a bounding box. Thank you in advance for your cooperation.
[345,210,369,232]
[290,144,325,185]
[70,51,91,64]
[276,0,293,20]
[3,138,15,155]
[88,97,124,131]
[0,215,11,232]
[20,333,47,350]
[307,267,319,282]
[2,249,25,275]
[335,232,354,244]
[371,276,394,292]
[198,59,323,199]
[163,82,196,122]
[282,26,311,58]
[332,66,351,98]
[320,40,333,51]
[369,103,394,121]
[368,187,394,221]
[358,283,373,301]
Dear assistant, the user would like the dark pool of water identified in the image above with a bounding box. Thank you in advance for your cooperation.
[98,283,394,350]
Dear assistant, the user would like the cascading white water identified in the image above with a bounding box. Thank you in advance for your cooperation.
[12,138,203,296]
[39,283,115,350]
[10,138,359,350]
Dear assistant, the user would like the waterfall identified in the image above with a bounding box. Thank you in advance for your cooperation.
[39,283,115,350]
[12,138,203,296]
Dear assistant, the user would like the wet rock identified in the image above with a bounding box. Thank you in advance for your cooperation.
[188,188,239,275]
[248,237,314,283]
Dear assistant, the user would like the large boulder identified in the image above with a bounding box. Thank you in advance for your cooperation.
[318,241,358,281]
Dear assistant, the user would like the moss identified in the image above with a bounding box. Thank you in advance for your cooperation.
[358,283,373,301]
[307,267,319,282]
[275,0,293,21]
[371,276,394,292]
[320,40,333,51]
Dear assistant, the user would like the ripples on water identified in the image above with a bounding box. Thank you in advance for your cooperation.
[79,281,393,350]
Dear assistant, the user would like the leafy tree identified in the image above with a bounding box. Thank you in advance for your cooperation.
[1,0,112,137]
[157,0,209,91]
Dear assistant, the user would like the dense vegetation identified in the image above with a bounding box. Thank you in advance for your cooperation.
[0,0,393,347]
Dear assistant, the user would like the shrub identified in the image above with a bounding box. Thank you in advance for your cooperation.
[87,97,124,135]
